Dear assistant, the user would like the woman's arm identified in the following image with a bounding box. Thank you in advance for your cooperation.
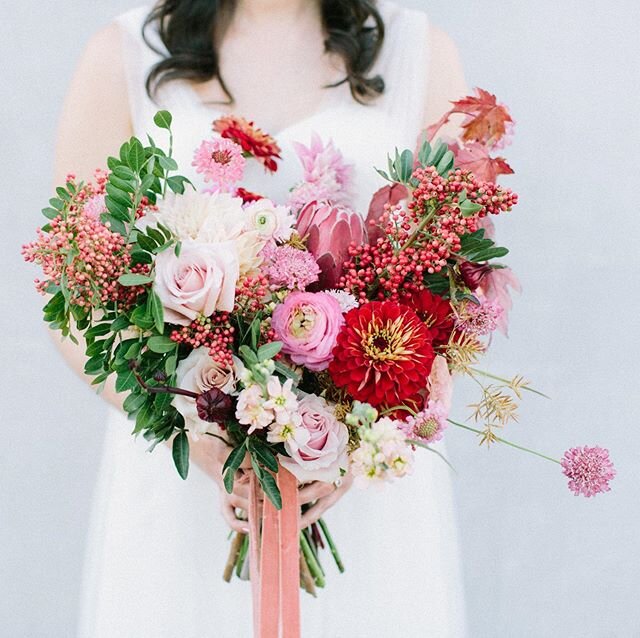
[424,25,469,135]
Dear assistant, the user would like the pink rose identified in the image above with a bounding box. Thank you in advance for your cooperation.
[271,291,344,371]
[153,240,239,326]
[280,395,349,482]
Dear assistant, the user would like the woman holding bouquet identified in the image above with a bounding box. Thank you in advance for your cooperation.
[54,1,468,635]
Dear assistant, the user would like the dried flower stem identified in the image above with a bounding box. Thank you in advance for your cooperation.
[223,532,246,582]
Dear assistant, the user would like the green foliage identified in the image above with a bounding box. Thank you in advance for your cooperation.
[416,138,455,177]
[458,229,509,262]
[172,431,190,479]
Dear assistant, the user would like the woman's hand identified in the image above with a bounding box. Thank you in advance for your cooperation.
[298,473,354,529]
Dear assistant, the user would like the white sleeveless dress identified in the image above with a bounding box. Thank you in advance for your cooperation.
[79,4,467,637]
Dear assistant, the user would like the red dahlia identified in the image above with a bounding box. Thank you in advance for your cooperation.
[213,115,281,173]
[400,289,455,348]
[328,301,435,409]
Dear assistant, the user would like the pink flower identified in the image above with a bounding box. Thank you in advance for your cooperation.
[477,267,521,336]
[263,243,320,290]
[561,446,616,497]
[263,377,299,426]
[428,355,453,415]
[456,300,503,336]
[192,137,246,191]
[84,194,107,220]
[296,202,366,289]
[271,291,344,371]
[236,384,274,434]
[288,134,354,211]
[279,394,349,482]
[243,198,295,241]
[153,240,239,325]
[400,400,448,444]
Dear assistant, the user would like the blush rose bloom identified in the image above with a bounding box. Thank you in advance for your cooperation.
[271,291,344,371]
[279,394,349,483]
[153,239,239,325]
[173,348,237,439]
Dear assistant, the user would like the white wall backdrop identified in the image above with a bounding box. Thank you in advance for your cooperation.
[1,1,639,636]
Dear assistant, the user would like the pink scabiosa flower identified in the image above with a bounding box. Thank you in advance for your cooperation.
[288,134,354,211]
[271,291,344,371]
[295,201,366,289]
[263,244,320,291]
[561,446,616,498]
[400,400,448,444]
[456,300,503,336]
[192,137,246,191]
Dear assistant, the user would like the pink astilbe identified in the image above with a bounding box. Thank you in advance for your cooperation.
[192,137,246,191]
[561,446,616,497]
[288,134,354,211]
[263,243,320,291]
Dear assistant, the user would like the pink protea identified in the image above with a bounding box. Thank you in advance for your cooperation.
[192,137,245,191]
[288,134,354,211]
[296,201,366,289]
[561,446,616,498]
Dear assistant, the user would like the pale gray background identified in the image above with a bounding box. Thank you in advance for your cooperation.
[1,1,639,637]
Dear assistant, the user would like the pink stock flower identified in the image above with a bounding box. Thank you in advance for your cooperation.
[153,240,239,325]
[400,400,448,444]
[236,384,274,434]
[477,266,521,336]
[263,243,320,290]
[561,446,616,497]
[279,394,349,483]
[192,137,246,191]
[296,201,366,289]
[271,291,344,371]
[288,134,354,211]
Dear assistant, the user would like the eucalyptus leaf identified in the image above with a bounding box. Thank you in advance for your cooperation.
[172,431,190,480]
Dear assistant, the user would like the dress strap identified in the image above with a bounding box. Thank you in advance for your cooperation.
[374,1,431,142]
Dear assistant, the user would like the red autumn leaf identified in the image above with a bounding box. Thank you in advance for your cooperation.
[426,88,514,148]
[450,142,514,183]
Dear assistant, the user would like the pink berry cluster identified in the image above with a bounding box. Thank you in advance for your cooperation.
[170,313,235,367]
[116,262,151,311]
[340,167,517,302]
[234,275,270,314]
[23,203,130,309]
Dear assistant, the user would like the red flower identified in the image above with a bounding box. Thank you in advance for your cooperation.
[400,289,454,348]
[329,301,435,409]
[235,187,263,204]
[213,115,281,173]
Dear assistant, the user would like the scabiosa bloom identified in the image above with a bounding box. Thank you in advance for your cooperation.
[263,244,320,291]
[456,300,503,336]
[561,446,616,497]
[400,400,448,444]
[288,134,354,211]
[192,137,246,191]
[213,115,281,172]
[329,301,435,409]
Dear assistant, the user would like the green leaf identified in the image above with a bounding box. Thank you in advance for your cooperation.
[172,431,190,479]
[239,345,259,366]
[130,305,154,330]
[118,273,153,286]
[174,241,182,257]
[115,367,138,393]
[257,341,282,361]
[148,290,164,334]
[249,442,279,473]
[159,156,178,171]
[274,361,301,383]
[56,186,71,202]
[133,399,154,434]
[49,197,64,211]
[253,458,282,510]
[124,341,142,359]
[107,156,120,171]
[41,207,60,220]
[85,323,112,339]
[165,354,178,375]
[147,336,175,354]
[130,249,153,265]
[105,183,132,207]
[223,443,247,493]
[398,149,414,182]
[112,165,135,180]
[85,340,108,357]
[111,315,131,332]
[153,110,173,130]
[146,227,166,246]
[166,175,191,194]
[119,140,131,164]
[249,317,261,350]
[136,233,158,253]
[105,195,130,220]
[123,391,147,414]
[108,174,136,193]
[127,138,145,173]
[101,215,127,236]
[43,291,65,315]
[84,355,106,375]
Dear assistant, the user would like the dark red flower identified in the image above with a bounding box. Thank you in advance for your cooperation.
[213,115,281,173]
[328,301,435,409]
[196,388,234,425]
[235,187,263,204]
[400,289,454,348]
[459,261,492,290]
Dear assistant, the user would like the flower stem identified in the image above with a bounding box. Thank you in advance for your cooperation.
[469,368,550,399]
[300,532,325,587]
[235,533,250,578]
[318,518,344,573]
[223,532,245,582]
[410,440,458,474]
[397,205,436,254]
[447,418,561,464]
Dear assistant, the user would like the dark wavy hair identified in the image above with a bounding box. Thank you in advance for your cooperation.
[143,0,385,105]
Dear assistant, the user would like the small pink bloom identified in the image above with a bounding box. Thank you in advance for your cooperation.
[153,240,239,325]
[561,446,616,497]
[477,267,521,336]
[84,194,107,220]
[428,355,453,415]
[279,394,349,482]
[296,202,366,289]
[263,244,320,291]
[456,300,503,336]
[271,291,344,371]
[192,137,246,191]
[400,400,448,444]
[236,384,274,434]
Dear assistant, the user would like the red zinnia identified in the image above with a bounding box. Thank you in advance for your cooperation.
[329,301,435,409]
[213,115,281,173]
[400,289,454,348]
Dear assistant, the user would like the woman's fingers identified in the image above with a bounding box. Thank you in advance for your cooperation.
[220,501,249,533]
[227,492,250,512]
[298,481,335,505]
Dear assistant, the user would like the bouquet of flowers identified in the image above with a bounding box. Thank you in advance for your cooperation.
[24,90,615,631]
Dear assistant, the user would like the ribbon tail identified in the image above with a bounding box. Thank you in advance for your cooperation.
[259,478,281,637]
[249,472,262,638]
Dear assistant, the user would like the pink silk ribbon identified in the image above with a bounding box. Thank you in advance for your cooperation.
[249,468,301,638]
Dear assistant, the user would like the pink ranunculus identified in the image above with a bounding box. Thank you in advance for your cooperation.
[280,394,349,483]
[271,291,344,371]
[295,201,366,289]
[153,239,239,326]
